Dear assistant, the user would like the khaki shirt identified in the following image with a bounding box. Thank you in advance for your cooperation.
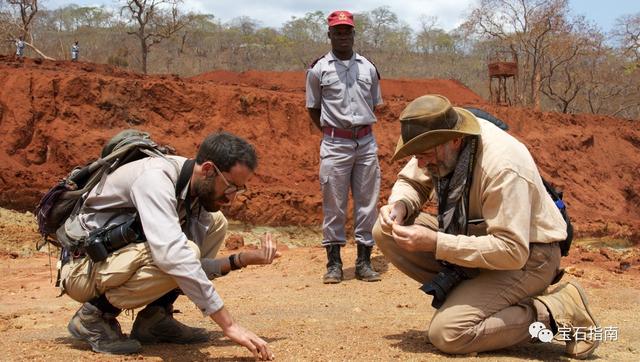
[306,51,382,128]
[78,156,223,316]
[388,118,567,270]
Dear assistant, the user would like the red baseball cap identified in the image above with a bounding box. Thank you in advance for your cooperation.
[327,10,354,27]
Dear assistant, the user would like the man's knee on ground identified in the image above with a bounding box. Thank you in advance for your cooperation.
[427,311,478,355]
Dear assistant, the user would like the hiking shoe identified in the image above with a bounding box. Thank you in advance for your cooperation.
[323,245,343,284]
[535,282,600,359]
[355,244,381,282]
[68,302,142,355]
[131,305,209,344]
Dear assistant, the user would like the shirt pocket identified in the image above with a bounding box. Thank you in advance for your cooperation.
[321,75,343,100]
[356,74,373,99]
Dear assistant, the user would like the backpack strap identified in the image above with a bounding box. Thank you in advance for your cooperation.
[176,159,196,240]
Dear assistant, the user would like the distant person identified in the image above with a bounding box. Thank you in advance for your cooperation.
[71,41,79,61]
[15,37,25,58]
[374,94,599,359]
[305,10,383,284]
[59,131,277,360]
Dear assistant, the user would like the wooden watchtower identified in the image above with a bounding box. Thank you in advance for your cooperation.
[488,51,518,105]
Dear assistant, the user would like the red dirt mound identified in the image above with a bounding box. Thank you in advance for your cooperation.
[0,55,638,241]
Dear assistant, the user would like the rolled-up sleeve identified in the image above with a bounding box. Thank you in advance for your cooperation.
[130,169,224,316]
[435,169,532,270]
[305,69,321,109]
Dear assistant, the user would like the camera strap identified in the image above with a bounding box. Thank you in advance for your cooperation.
[176,159,196,240]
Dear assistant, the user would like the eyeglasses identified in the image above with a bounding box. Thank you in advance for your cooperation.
[212,163,247,195]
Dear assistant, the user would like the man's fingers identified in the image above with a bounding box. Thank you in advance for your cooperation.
[391,223,409,236]
[388,210,398,221]
[245,340,259,360]
[250,336,268,361]
[379,206,391,223]
[268,238,277,261]
[258,341,269,360]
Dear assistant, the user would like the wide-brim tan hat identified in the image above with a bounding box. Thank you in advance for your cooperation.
[391,94,480,162]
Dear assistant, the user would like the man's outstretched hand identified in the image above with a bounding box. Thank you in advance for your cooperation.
[211,307,274,360]
[224,322,275,361]
[241,233,282,266]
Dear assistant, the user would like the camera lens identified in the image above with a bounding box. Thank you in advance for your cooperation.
[84,236,109,262]
[105,223,138,252]
[420,265,473,308]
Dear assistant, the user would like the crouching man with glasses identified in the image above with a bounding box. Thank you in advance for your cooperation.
[59,131,279,360]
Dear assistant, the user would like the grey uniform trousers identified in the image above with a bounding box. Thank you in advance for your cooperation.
[319,132,380,247]
[372,212,560,354]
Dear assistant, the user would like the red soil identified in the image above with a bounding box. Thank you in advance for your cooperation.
[0,55,638,242]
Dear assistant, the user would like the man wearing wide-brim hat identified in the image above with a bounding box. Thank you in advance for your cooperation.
[373,94,599,358]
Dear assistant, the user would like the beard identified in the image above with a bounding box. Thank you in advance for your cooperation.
[424,144,459,179]
[193,177,230,212]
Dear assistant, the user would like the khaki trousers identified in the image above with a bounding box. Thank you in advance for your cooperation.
[61,212,227,310]
[372,213,560,354]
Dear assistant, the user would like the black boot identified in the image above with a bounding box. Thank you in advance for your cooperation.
[323,245,343,284]
[355,244,381,282]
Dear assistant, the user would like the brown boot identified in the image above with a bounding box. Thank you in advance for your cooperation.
[535,282,600,359]
[67,302,142,354]
[131,304,209,344]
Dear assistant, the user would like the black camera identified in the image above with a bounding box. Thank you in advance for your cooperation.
[84,219,139,262]
[420,264,477,309]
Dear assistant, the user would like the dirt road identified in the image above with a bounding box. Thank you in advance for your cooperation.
[1,209,639,361]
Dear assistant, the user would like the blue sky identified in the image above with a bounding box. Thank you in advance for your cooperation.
[43,0,640,32]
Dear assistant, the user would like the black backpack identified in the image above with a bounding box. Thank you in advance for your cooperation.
[464,108,573,256]
[34,129,174,250]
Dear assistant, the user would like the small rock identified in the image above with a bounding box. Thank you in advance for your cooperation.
[278,243,290,251]
[599,248,612,260]
[565,266,584,277]
[619,261,631,271]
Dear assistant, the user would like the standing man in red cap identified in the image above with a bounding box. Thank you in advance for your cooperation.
[306,10,383,284]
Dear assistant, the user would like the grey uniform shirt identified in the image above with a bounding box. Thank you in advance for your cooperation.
[77,155,224,316]
[306,51,383,128]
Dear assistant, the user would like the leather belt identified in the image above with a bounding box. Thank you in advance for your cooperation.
[322,125,372,139]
